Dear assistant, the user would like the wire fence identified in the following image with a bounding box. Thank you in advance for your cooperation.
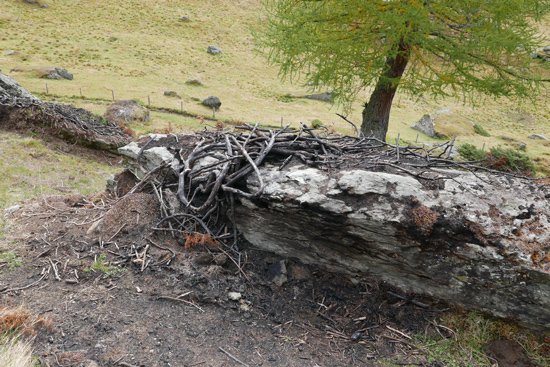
[40,83,218,119]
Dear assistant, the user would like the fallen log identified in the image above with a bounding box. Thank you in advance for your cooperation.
[114,129,550,331]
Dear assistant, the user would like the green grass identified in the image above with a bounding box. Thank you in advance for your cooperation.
[85,254,126,278]
[0,252,22,270]
[0,133,119,210]
[377,312,550,367]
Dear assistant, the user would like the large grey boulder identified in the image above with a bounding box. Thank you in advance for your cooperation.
[36,67,73,80]
[202,96,221,109]
[305,93,333,102]
[411,114,436,138]
[528,134,548,140]
[164,90,181,98]
[0,73,41,102]
[105,100,151,124]
[115,134,550,330]
[233,164,550,331]
[412,109,476,139]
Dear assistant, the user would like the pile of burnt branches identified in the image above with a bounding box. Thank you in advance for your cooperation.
[144,122,517,246]
[0,92,131,150]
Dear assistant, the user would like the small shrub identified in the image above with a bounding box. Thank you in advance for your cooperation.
[311,119,323,128]
[458,143,536,175]
[487,146,535,175]
[183,232,219,250]
[115,121,137,139]
[474,124,490,137]
[458,143,486,161]
[0,305,54,337]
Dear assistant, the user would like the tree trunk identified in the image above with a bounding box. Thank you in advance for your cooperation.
[360,40,410,141]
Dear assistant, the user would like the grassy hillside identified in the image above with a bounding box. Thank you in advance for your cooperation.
[1,0,549,144]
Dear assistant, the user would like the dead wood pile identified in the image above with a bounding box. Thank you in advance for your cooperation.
[0,92,132,150]
[133,123,523,246]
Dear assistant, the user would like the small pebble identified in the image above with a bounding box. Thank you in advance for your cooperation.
[228,292,241,301]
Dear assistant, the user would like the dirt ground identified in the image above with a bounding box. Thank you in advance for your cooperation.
[0,190,462,367]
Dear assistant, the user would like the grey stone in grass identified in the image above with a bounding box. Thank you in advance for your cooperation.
[202,96,221,109]
[305,92,333,102]
[528,134,548,140]
[55,68,73,80]
[186,79,204,86]
[411,114,436,138]
[207,45,222,55]
[164,90,181,98]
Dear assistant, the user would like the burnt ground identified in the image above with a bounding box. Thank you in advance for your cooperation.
[0,193,459,367]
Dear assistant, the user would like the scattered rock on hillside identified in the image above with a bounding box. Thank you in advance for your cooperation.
[164,90,181,98]
[513,142,527,151]
[531,49,550,62]
[186,79,204,86]
[207,46,222,55]
[305,92,333,102]
[528,134,548,140]
[202,96,221,109]
[36,67,73,80]
[412,109,475,139]
[179,16,191,22]
[0,73,41,102]
[411,114,436,138]
[105,100,150,124]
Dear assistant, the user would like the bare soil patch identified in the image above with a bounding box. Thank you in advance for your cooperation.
[0,193,458,367]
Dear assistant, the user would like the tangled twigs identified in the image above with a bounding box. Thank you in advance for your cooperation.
[145,123,531,246]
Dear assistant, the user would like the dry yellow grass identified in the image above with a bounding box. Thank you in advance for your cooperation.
[0,337,34,367]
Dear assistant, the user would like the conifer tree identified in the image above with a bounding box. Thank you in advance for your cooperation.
[256,0,550,141]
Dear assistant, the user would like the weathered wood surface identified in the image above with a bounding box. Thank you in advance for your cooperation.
[235,165,550,330]
[116,131,550,331]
